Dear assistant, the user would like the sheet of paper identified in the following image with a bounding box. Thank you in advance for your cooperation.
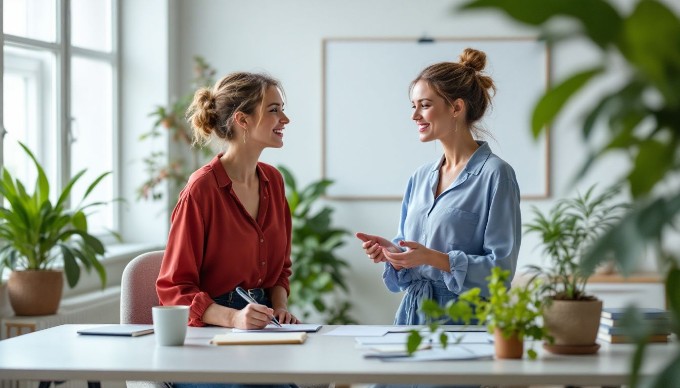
[323,325,399,336]
[231,324,321,333]
[442,325,488,332]
[356,331,493,346]
[364,343,495,361]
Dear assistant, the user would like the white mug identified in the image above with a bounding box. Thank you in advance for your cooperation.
[152,305,189,346]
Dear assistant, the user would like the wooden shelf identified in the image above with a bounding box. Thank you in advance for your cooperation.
[588,272,663,284]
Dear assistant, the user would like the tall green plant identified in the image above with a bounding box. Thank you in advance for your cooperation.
[460,0,680,385]
[0,142,112,288]
[138,56,215,201]
[278,165,357,324]
[524,185,627,300]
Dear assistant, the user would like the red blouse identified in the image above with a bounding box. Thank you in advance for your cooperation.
[156,155,292,326]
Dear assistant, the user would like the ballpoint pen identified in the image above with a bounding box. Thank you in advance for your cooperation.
[235,286,283,327]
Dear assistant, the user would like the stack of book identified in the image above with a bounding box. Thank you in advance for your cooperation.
[598,307,671,343]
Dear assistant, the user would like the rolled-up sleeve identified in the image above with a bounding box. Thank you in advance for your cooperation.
[442,177,521,296]
[156,194,215,326]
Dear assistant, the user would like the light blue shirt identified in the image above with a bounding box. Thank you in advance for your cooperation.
[384,141,521,325]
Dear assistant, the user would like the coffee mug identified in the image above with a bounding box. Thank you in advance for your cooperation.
[152,305,189,346]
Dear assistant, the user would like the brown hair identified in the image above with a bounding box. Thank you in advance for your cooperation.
[410,47,496,133]
[186,72,283,146]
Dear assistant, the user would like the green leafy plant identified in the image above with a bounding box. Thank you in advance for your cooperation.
[138,56,215,201]
[278,165,357,324]
[0,142,113,288]
[459,0,680,385]
[408,267,548,359]
[524,185,627,300]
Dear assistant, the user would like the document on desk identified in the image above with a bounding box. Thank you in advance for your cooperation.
[363,343,495,361]
[356,332,493,346]
[231,324,322,333]
[324,325,412,336]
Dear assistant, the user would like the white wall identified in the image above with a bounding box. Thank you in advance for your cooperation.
[126,0,670,324]
[119,0,173,244]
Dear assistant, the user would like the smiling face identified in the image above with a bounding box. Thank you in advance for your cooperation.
[249,85,290,148]
[410,80,456,143]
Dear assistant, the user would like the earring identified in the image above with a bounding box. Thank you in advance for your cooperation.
[243,130,248,144]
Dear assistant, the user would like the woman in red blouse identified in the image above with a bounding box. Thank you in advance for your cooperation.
[156,72,300,330]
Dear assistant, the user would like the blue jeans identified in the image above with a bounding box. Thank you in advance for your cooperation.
[213,288,272,310]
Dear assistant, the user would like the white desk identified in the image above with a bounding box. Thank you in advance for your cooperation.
[0,324,675,386]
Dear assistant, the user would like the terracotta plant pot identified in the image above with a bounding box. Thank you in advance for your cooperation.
[7,270,64,316]
[494,328,524,359]
[543,299,602,354]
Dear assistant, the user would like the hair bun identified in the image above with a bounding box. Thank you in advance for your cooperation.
[459,47,487,72]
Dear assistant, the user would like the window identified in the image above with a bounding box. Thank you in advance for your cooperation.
[1,0,119,236]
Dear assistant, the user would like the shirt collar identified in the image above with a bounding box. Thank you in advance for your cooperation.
[211,153,271,188]
[430,141,491,176]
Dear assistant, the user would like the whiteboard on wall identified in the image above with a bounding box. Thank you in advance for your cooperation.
[322,38,550,200]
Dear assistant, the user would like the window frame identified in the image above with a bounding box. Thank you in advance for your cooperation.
[1,0,121,240]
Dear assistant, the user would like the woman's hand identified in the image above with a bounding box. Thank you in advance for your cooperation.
[273,308,300,324]
[382,240,451,272]
[355,232,401,265]
[232,303,276,329]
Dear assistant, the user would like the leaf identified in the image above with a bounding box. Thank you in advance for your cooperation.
[628,140,674,198]
[18,141,50,205]
[582,195,680,276]
[80,171,112,203]
[55,169,86,210]
[60,245,80,288]
[646,350,680,388]
[620,0,680,106]
[460,0,623,48]
[532,67,603,138]
[667,267,680,327]
[406,331,423,355]
[527,348,537,360]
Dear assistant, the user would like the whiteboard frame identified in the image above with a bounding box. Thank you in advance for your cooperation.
[321,37,551,201]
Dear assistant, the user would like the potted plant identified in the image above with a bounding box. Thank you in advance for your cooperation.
[408,267,548,359]
[138,56,215,202]
[524,185,627,354]
[0,142,112,316]
[278,165,357,324]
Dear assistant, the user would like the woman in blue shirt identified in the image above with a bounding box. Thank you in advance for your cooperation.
[356,47,521,325]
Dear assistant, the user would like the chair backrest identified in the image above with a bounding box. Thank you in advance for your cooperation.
[120,250,165,324]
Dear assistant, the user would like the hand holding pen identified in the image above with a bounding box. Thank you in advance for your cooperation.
[235,287,283,327]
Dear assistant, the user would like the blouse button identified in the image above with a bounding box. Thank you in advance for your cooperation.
[261,261,265,266]
[260,238,264,243]
[258,278,262,284]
